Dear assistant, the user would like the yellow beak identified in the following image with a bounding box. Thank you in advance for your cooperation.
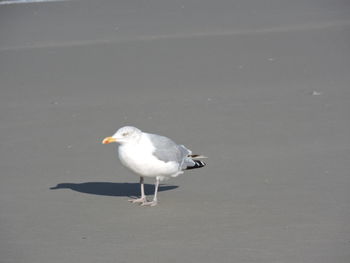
[102,136,117,144]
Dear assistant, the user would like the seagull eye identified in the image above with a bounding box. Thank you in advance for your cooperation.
[122,132,129,136]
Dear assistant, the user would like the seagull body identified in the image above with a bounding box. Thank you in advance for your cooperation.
[118,134,182,179]
[102,126,206,206]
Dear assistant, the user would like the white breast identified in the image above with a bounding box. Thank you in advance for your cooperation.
[117,135,179,178]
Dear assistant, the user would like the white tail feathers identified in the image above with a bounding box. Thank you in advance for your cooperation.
[188,154,208,159]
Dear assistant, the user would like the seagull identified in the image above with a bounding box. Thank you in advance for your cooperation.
[102,126,206,206]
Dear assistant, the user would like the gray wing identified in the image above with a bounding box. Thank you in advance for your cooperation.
[147,133,192,165]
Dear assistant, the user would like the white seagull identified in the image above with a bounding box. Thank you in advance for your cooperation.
[102,126,206,206]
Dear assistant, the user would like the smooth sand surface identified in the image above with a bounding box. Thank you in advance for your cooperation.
[1,1,350,262]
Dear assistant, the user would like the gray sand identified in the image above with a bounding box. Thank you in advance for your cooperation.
[1,1,350,262]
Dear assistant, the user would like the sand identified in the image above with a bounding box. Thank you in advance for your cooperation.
[1,1,350,262]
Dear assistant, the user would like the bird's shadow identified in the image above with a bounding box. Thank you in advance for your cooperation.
[50,182,178,197]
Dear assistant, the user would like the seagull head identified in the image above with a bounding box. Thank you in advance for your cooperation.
[102,126,142,144]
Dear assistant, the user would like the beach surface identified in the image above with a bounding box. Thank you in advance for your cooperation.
[1,1,350,262]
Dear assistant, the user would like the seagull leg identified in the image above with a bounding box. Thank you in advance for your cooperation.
[141,177,159,206]
[128,177,147,204]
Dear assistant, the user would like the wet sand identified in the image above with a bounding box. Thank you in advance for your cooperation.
[1,1,350,262]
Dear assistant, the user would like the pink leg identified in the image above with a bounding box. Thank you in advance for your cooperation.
[141,177,159,206]
[128,177,147,204]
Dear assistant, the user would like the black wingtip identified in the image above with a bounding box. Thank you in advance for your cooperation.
[186,160,206,170]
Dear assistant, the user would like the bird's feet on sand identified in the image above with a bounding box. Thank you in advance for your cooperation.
[128,197,158,206]
[128,197,147,204]
[141,200,158,207]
